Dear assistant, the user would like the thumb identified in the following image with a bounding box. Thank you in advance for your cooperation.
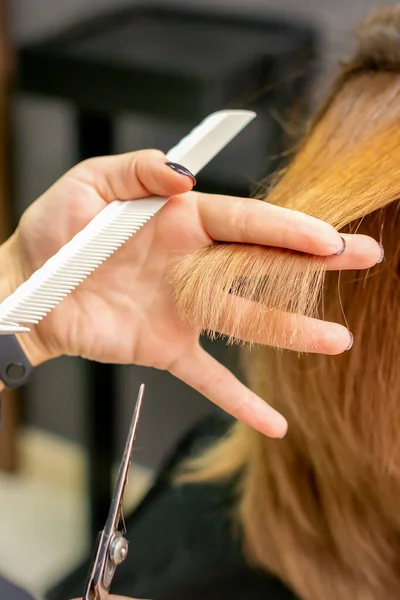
[169,344,288,438]
[68,149,195,202]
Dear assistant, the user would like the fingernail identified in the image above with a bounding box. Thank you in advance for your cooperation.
[333,236,346,256]
[165,162,196,185]
[346,332,354,351]
[376,242,384,264]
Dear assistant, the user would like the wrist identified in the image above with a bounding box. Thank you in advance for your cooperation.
[0,233,51,369]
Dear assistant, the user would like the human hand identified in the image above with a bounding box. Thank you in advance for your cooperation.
[0,150,382,438]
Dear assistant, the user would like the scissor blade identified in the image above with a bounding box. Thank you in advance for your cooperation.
[105,383,145,533]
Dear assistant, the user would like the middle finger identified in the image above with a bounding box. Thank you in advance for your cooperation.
[196,192,382,265]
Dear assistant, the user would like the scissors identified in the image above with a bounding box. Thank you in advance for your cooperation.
[83,383,145,599]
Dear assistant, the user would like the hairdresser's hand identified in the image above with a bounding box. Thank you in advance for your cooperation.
[0,150,382,438]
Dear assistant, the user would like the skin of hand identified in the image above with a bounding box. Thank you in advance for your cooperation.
[0,150,382,438]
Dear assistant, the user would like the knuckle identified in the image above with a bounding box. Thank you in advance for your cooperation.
[195,191,212,213]
[145,148,166,159]
[130,149,167,189]
[128,149,165,174]
[130,148,164,161]
[71,156,97,176]
[278,207,299,247]
[132,148,166,170]
[280,208,317,251]
[232,198,253,240]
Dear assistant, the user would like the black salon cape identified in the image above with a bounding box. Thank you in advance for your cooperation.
[0,576,34,600]
[45,414,298,600]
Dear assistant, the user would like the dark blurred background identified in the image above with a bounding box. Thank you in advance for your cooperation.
[0,1,387,597]
[10,0,368,468]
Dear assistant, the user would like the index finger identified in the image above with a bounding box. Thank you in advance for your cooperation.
[196,192,354,256]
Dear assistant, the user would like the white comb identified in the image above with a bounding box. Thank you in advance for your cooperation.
[0,109,256,334]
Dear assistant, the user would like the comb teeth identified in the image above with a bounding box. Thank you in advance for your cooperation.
[0,198,167,331]
[0,110,256,334]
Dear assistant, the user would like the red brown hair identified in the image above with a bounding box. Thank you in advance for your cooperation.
[173,6,400,599]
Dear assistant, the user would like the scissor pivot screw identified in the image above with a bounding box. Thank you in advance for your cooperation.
[110,535,129,565]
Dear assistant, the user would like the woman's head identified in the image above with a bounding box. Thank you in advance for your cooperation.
[174,5,400,600]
